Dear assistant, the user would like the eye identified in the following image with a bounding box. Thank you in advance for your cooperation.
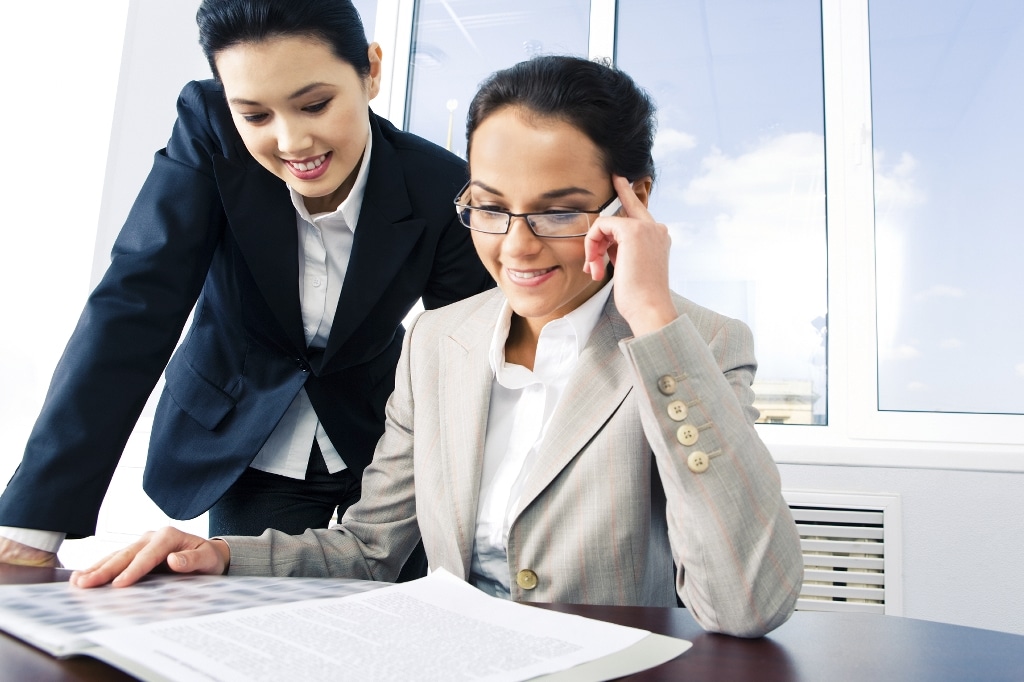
[542,212,582,224]
[303,98,331,113]
[240,112,269,124]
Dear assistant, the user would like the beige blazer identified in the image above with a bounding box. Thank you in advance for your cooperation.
[227,288,803,637]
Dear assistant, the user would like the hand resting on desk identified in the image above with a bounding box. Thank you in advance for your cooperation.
[70,527,230,588]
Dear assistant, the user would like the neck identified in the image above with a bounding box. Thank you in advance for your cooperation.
[504,315,538,371]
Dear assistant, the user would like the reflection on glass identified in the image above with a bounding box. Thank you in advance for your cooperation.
[871,1,1024,414]
[404,0,590,157]
[616,0,829,424]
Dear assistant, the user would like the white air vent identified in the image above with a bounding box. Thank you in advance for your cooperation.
[782,490,902,615]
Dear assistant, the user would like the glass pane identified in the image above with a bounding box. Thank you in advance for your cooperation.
[870,1,1024,414]
[352,0,377,41]
[616,1,828,424]
[404,0,591,157]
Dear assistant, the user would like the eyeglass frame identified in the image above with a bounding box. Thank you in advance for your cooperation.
[452,181,622,238]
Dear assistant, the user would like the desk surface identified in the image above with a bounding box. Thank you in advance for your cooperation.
[2,564,1023,681]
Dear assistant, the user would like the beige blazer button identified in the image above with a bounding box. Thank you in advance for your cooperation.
[676,423,699,446]
[667,400,688,421]
[687,450,709,473]
[658,375,677,395]
[516,569,539,590]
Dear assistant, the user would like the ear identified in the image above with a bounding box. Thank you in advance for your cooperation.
[366,42,383,100]
[631,176,653,208]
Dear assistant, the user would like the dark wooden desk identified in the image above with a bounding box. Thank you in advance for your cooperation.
[3,564,1023,681]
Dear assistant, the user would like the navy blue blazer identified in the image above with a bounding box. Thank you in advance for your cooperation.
[0,80,492,536]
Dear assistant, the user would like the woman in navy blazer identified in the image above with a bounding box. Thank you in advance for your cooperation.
[0,0,491,567]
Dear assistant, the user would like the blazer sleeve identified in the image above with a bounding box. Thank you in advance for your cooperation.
[0,81,228,536]
[620,310,803,638]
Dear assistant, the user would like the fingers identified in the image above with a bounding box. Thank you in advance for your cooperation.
[612,175,653,220]
[583,175,652,281]
[70,527,227,588]
[583,175,677,335]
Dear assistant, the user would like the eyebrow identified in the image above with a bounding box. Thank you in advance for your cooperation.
[227,82,332,106]
[468,180,596,200]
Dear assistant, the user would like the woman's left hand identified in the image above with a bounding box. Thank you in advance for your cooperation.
[69,527,230,588]
[584,175,677,336]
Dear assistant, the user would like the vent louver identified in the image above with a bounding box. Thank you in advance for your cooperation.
[783,491,902,615]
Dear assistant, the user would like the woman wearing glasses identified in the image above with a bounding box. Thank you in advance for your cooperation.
[73,55,803,638]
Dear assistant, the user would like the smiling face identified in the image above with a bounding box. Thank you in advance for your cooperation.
[466,106,614,338]
[214,35,381,214]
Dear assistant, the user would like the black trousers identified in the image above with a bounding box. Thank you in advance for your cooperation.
[208,441,427,582]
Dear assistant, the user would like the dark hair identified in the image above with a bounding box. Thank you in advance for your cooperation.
[466,55,657,182]
[196,0,370,80]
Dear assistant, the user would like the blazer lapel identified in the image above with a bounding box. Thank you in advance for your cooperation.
[437,292,503,575]
[510,298,635,520]
[214,155,306,353]
[322,116,426,369]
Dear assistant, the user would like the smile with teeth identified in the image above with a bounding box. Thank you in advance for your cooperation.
[508,267,557,280]
[286,154,328,171]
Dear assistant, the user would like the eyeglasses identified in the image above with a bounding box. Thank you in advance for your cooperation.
[453,182,622,238]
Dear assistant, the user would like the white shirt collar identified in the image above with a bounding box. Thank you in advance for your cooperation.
[487,280,614,384]
[287,126,373,230]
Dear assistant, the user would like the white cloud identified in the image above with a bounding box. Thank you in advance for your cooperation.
[881,344,921,360]
[678,132,826,281]
[873,150,926,210]
[871,147,930,353]
[654,128,697,157]
[915,285,966,300]
[939,338,963,349]
[1016,363,1024,379]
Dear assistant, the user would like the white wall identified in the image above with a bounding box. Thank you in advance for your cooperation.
[0,4,128,526]
[778,464,1024,635]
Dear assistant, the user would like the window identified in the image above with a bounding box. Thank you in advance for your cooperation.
[403,0,591,154]
[616,0,829,424]
[354,0,378,39]
[869,0,1024,415]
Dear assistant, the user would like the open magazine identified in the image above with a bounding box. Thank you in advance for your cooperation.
[0,568,691,682]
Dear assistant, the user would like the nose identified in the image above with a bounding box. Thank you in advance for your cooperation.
[276,117,313,155]
[501,215,543,257]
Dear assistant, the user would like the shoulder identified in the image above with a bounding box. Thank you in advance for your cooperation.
[410,289,505,346]
[168,80,248,162]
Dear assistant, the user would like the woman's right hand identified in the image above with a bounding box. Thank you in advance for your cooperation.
[70,526,230,588]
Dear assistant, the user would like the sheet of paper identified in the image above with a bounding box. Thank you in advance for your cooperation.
[0,573,383,657]
[85,569,674,682]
